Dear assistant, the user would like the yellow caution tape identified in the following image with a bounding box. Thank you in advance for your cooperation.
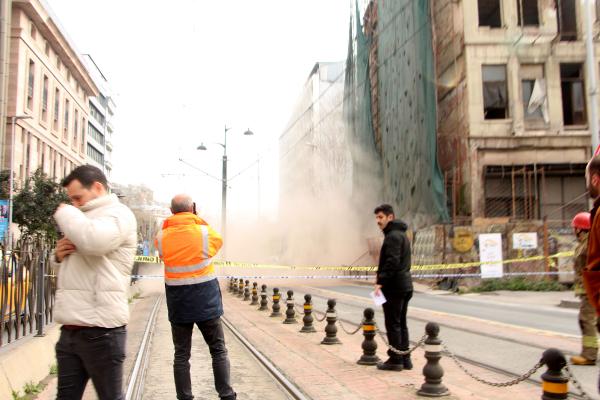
[134,251,574,272]
[134,256,161,263]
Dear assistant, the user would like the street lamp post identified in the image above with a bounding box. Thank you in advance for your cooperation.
[7,115,32,249]
[221,125,230,254]
[198,125,254,260]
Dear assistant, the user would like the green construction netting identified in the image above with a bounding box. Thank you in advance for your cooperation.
[344,0,449,226]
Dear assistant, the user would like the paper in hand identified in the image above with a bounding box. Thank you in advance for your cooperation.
[370,290,387,306]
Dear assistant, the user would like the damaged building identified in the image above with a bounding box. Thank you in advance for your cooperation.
[435,0,599,223]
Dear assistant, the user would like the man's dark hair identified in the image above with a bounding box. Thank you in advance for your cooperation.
[374,204,395,216]
[62,164,108,190]
[589,156,600,177]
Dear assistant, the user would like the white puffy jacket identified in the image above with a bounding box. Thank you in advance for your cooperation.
[52,194,137,328]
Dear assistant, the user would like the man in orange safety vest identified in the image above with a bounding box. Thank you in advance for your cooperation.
[155,194,235,400]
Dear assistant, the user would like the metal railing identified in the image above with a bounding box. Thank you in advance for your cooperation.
[0,240,55,347]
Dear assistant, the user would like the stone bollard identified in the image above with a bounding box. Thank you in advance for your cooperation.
[283,290,298,324]
[417,322,449,397]
[300,294,316,333]
[232,278,238,295]
[541,349,568,400]
[237,279,244,298]
[228,278,234,293]
[357,308,380,365]
[259,284,269,311]
[243,280,251,301]
[321,299,341,345]
[270,288,282,317]
[250,282,259,305]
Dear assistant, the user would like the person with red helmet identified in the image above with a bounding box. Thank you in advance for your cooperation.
[570,212,597,365]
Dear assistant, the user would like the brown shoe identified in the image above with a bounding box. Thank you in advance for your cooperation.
[570,355,596,366]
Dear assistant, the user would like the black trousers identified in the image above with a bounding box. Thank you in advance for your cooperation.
[171,317,236,400]
[55,326,126,400]
[382,290,413,361]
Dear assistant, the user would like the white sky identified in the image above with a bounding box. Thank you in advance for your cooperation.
[48,0,350,222]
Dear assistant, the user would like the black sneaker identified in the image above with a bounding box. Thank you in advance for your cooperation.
[402,355,413,370]
[376,359,403,371]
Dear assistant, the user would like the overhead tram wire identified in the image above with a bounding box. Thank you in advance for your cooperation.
[177,158,223,182]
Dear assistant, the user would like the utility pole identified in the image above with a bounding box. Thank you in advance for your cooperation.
[221,125,230,260]
[585,0,599,155]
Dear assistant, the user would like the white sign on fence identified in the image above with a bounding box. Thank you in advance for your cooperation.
[512,232,538,250]
[479,233,504,279]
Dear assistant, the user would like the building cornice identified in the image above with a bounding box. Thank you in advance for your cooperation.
[13,0,99,97]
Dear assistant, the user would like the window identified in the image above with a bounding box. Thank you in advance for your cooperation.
[44,41,50,56]
[558,0,577,40]
[56,57,61,71]
[88,123,105,145]
[42,75,48,117]
[80,118,85,153]
[87,143,104,165]
[25,132,30,178]
[521,64,547,128]
[560,63,587,126]
[517,0,539,26]
[30,23,36,40]
[40,143,45,173]
[482,65,508,119]
[52,150,56,178]
[63,98,70,139]
[484,165,587,220]
[53,88,60,130]
[74,109,79,147]
[478,0,502,27]
[90,103,105,126]
[27,60,34,110]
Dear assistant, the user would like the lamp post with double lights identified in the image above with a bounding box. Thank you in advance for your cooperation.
[198,125,254,259]
[7,115,32,249]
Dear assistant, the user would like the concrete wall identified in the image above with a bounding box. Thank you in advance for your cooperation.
[0,324,60,399]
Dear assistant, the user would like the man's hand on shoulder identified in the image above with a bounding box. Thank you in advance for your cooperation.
[55,238,76,262]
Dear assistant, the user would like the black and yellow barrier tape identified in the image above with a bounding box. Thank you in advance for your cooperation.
[134,251,574,272]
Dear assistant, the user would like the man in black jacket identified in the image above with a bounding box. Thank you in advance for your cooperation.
[374,204,413,371]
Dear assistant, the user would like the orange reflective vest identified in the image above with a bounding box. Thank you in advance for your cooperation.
[155,213,223,286]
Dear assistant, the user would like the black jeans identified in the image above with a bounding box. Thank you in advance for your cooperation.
[382,290,413,362]
[171,317,236,400]
[55,325,126,400]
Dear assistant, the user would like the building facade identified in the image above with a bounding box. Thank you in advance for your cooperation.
[4,0,98,186]
[279,61,356,264]
[435,0,600,222]
[83,54,115,181]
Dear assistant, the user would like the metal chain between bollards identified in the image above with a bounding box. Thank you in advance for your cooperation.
[294,304,305,315]
[313,309,328,322]
[443,344,543,387]
[376,331,427,356]
[564,365,594,400]
[337,319,362,335]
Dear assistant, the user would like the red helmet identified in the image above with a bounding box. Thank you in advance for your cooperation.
[572,212,591,230]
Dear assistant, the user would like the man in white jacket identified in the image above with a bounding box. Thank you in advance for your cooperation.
[52,165,137,400]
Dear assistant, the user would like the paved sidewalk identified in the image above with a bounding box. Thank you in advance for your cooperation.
[221,282,541,400]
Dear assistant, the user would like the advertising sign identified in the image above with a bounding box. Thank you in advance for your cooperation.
[479,233,503,279]
[0,200,9,240]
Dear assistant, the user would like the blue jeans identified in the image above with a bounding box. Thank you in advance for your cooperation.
[171,317,236,400]
[55,326,126,400]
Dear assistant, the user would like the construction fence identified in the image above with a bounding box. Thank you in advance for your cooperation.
[355,218,579,288]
